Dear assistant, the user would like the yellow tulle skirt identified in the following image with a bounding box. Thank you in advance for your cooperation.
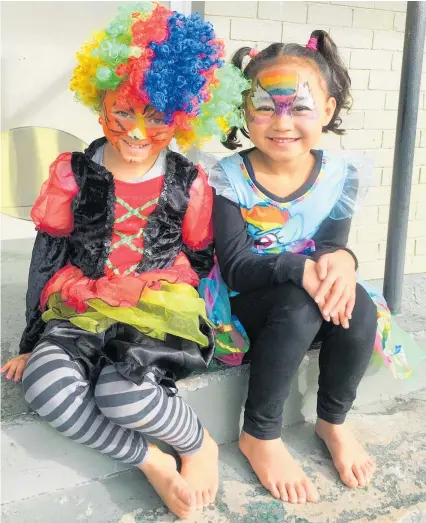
[43,281,211,347]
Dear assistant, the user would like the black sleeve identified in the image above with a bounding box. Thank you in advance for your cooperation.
[19,232,69,354]
[213,194,308,292]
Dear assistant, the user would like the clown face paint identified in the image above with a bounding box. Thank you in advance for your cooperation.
[246,62,334,163]
[101,89,175,164]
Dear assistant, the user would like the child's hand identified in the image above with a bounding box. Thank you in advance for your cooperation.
[1,354,31,382]
[314,251,356,328]
[302,259,331,322]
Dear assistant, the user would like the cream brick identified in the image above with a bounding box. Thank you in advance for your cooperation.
[364,185,392,205]
[349,70,370,90]
[373,30,404,51]
[416,238,426,256]
[351,243,380,263]
[352,90,385,110]
[405,255,426,274]
[381,168,393,185]
[342,130,382,149]
[258,1,308,23]
[394,12,406,32]
[420,167,426,183]
[231,18,282,42]
[281,23,330,45]
[350,49,392,70]
[414,148,426,167]
[205,1,258,18]
[349,227,358,245]
[356,224,388,243]
[371,168,383,187]
[378,205,390,224]
[411,183,426,203]
[374,2,407,12]
[421,132,426,149]
[369,71,400,90]
[352,206,378,226]
[222,39,255,60]
[340,110,365,130]
[385,92,399,111]
[332,1,374,8]
[308,3,352,27]
[330,27,373,49]
[319,132,342,151]
[408,220,426,238]
[416,202,426,220]
[418,111,426,130]
[382,130,396,149]
[364,110,397,130]
[205,16,230,39]
[367,148,396,167]
[358,260,385,280]
[353,8,394,30]
[391,52,402,71]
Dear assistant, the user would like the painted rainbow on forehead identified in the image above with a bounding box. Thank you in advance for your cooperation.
[258,68,298,96]
[69,1,250,149]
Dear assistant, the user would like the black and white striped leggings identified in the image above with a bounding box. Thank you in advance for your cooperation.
[22,342,204,466]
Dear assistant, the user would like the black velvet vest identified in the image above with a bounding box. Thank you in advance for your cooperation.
[69,137,199,278]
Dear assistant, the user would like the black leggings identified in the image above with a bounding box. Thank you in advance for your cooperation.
[231,282,377,440]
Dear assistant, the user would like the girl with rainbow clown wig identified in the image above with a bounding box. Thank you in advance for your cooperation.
[1,3,248,519]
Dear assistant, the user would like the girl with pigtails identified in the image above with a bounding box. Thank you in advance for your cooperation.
[0,3,248,519]
[202,29,421,504]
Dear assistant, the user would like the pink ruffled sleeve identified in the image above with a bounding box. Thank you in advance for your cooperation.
[182,165,213,250]
[30,153,78,237]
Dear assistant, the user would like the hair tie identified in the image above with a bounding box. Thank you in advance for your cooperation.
[249,48,259,58]
[306,37,318,51]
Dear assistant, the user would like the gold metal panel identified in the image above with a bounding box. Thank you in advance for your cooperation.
[1,127,87,220]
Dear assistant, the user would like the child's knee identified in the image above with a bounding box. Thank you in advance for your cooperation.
[22,347,87,413]
[275,282,323,324]
[350,284,378,342]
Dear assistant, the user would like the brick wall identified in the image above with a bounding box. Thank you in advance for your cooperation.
[203,1,426,280]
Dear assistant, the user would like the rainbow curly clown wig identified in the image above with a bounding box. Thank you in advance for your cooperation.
[70,1,250,150]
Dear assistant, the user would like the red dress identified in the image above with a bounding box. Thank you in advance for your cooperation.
[31,153,213,319]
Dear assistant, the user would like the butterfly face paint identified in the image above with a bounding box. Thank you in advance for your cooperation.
[248,69,317,124]
[101,89,175,163]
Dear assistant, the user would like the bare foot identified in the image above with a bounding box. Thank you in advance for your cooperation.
[315,418,376,488]
[138,444,195,520]
[180,429,219,508]
[239,431,319,504]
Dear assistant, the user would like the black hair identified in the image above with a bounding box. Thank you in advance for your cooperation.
[223,30,352,150]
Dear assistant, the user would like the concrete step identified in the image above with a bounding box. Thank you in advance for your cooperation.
[2,389,426,523]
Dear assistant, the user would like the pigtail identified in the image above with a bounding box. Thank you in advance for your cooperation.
[310,30,352,134]
[222,47,253,150]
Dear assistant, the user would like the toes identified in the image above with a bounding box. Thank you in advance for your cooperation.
[267,482,281,499]
[353,465,366,487]
[286,485,299,504]
[340,467,359,488]
[361,464,370,483]
[295,482,307,504]
[208,487,217,504]
[302,479,319,503]
[276,483,288,502]
[195,491,203,508]
[202,490,210,507]
[177,486,195,508]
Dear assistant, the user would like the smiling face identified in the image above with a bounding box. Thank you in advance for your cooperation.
[100,89,176,164]
[246,59,336,163]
